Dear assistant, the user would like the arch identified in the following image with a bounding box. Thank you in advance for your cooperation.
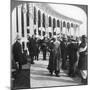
[67,22,70,29]
[49,16,51,27]
[71,23,73,27]
[76,24,78,27]
[53,18,56,29]
[27,4,29,26]
[42,13,45,27]
[38,10,41,27]
[60,21,63,31]
[34,6,36,24]
[57,20,60,27]
[63,21,66,27]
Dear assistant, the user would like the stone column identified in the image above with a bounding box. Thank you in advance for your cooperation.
[12,7,17,44]
[76,25,80,37]
[51,17,53,36]
[29,3,34,35]
[69,23,71,36]
[73,24,76,37]
[22,3,27,50]
[41,11,43,37]
[55,18,57,34]
[45,14,49,37]
[36,8,38,36]
[18,5,22,38]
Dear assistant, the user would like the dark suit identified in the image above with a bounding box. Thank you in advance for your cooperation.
[47,41,55,74]
[78,42,87,70]
[67,41,78,76]
[27,37,36,64]
[61,41,68,69]
[42,39,47,60]
[12,41,23,70]
[34,39,40,60]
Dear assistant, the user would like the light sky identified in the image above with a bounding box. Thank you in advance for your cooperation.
[49,4,87,36]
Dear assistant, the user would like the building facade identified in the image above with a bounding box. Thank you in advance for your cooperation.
[12,2,82,50]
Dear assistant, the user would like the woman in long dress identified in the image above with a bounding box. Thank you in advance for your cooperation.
[78,35,87,84]
[47,37,61,77]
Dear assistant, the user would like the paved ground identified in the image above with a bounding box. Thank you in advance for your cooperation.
[12,60,31,89]
[30,52,82,88]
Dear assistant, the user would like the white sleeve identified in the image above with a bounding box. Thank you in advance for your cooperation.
[79,45,87,52]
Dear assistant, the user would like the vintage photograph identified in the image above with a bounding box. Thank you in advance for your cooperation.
[11,0,88,89]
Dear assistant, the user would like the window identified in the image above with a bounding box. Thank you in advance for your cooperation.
[27,4,29,26]
[38,10,41,27]
[38,30,41,36]
[16,7,18,33]
[34,29,36,35]
[43,31,45,36]
[53,32,56,35]
[71,23,73,27]
[63,21,66,27]
[67,22,70,30]
[34,7,36,24]
[43,13,45,27]
[27,29,30,34]
[49,16,51,27]
[53,18,56,29]
[21,7,24,37]
[57,20,60,27]
[49,32,52,38]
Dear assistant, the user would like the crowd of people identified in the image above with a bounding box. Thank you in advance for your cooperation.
[12,33,88,85]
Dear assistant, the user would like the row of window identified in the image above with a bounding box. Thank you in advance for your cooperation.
[16,5,76,38]
[34,7,74,29]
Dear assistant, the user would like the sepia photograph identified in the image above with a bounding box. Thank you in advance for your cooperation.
[11,0,88,89]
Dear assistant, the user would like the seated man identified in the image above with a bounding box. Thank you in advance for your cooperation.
[12,35,27,71]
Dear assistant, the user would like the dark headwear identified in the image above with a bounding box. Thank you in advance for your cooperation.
[82,35,86,39]
[81,35,87,42]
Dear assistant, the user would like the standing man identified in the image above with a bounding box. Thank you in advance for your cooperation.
[53,36,61,77]
[78,35,87,84]
[34,37,40,61]
[67,37,79,77]
[27,35,36,64]
[42,37,48,60]
[47,38,55,75]
[61,37,68,70]
[12,35,23,70]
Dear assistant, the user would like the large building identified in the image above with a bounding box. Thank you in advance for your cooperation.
[12,2,82,50]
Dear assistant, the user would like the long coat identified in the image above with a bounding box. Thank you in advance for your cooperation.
[27,38,36,56]
[78,42,87,70]
[48,40,61,74]
[60,41,68,69]
[53,40,61,73]
[47,41,55,72]
[12,41,22,63]
[12,41,27,65]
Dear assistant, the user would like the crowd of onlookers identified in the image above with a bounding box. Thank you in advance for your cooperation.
[11,33,88,85]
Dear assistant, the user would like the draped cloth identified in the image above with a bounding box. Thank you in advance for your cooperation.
[47,40,61,74]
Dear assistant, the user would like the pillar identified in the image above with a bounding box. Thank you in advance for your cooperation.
[22,3,27,50]
[18,5,22,38]
[36,8,38,36]
[29,3,34,35]
[45,14,49,37]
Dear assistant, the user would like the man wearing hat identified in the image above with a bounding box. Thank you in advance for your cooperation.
[78,35,87,84]
[67,36,79,77]
[12,35,23,70]
[61,36,68,70]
